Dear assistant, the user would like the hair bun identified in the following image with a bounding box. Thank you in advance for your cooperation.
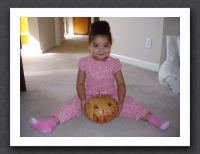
[91,20,110,32]
[89,20,112,44]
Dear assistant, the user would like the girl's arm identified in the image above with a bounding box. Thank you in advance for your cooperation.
[76,68,86,109]
[114,69,126,113]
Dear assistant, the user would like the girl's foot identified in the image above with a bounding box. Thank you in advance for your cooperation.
[29,117,57,134]
[147,114,171,130]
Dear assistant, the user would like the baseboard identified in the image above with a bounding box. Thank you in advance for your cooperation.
[111,53,160,72]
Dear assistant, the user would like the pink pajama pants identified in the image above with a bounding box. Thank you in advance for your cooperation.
[51,95,151,124]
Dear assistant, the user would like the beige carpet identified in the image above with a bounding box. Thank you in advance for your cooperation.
[46,37,90,53]
[20,51,180,137]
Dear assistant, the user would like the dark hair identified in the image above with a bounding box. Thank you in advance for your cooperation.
[89,20,112,44]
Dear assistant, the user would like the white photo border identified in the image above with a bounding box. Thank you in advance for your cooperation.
[10,8,190,146]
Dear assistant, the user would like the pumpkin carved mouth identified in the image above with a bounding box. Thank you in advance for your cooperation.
[84,95,119,123]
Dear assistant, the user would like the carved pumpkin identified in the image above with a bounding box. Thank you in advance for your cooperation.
[84,95,119,123]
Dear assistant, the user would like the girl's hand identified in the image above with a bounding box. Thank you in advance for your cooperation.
[81,99,87,111]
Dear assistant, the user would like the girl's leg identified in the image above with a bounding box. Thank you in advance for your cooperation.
[117,96,171,130]
[140,112,171,130]
[29,116,58,134]
[30,95,82,134]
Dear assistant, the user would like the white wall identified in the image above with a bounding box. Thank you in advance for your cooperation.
[38,17,55,52]
[101,17,164,71]
[101,17,180,72]
[54,17,61,46]
[28,17,57,53]
[28,17,41,53]
[59,17,65,42]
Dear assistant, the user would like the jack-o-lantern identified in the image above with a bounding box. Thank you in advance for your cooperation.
[84,95,119,123]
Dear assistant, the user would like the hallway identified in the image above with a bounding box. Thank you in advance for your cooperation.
[46,36,90,53]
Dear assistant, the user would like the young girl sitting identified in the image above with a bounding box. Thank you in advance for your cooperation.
[30,20,171,134]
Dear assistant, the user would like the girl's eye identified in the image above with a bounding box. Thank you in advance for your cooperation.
[92,44,98,48]
[92,44,110,48]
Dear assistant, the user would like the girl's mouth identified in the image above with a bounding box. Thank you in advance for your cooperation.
[97,53,105,56]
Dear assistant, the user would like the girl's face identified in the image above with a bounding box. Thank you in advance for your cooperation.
[89,35,111,61]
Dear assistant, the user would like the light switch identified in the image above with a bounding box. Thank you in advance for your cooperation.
[145,37,152,49]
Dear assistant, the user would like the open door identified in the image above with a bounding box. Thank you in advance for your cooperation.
[73,17,91,35]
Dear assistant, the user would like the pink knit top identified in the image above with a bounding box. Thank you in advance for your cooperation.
[78,55,122,96]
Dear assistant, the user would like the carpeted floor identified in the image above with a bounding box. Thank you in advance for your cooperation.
[46,36,90,53]
[20,50,180,137]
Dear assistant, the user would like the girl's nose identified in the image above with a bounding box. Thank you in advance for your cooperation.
[98,46,104,52]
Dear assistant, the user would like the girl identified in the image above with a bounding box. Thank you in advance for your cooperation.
[30,20,171,134]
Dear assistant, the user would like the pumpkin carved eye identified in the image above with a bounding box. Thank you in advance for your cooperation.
[108,102,112,107]
[94,105,99,109]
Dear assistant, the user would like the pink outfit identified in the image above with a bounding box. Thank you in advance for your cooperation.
[52,55,151,124]
[29,117,57,134]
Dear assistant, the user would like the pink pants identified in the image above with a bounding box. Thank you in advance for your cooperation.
[52,95,151,124]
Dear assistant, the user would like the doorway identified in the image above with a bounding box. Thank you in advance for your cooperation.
[73,17,91,35]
